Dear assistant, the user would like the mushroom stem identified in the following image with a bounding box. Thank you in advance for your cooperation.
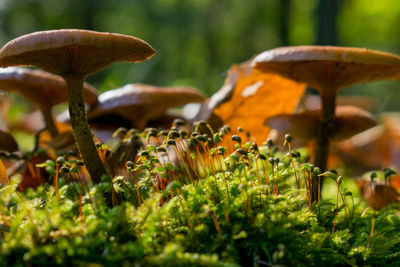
[313,89,336,201]
[64,75,109,184]
[41,106,59,138]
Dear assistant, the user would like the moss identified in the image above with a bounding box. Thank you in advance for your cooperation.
[1,125,400,266]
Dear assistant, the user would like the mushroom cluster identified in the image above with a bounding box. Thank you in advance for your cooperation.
[0,29,155,183]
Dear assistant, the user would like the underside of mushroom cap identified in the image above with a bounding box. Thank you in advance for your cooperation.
[0,67,98,107]
[265,105,377,142]
[0,29,155,76]
[252,46,400,92]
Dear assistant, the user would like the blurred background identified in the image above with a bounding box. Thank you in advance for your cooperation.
[1,0,400,113]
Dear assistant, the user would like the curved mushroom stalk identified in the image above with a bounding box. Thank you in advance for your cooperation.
[40,106,59,138]
[65,75,108,180]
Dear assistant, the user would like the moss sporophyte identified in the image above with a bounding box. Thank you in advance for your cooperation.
[1,120,399,265]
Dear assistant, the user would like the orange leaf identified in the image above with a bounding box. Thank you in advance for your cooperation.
[390,174,400,193]
[0,159,9,185]
[39,121,73,159]
[213,61,306,143]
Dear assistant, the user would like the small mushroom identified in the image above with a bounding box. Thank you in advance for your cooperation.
[88,83,207,131]
[356,178,399,211]
[252,46,400,172]
[0,67,98,137]
[266,105,377,143]
[0,29,155,183]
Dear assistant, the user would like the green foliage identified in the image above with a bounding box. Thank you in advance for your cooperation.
[0,124,399,266]
[1,144,400,266]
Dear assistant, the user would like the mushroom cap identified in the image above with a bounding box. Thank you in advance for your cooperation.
[265,105,377,142]
[0,67,98,108]
[88,83,207,122]
[357,179,400,210]
[252,46,400,93]
[0,29,155,76]
[300,94,376,112]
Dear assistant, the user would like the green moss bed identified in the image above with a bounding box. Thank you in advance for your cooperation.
[0,127,399,266]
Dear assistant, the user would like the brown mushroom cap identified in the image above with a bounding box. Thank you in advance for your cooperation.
[0,29,155,76]
[88,83,207,129]
[265,105,377,142]
[300,94,376,112]
[357,179,400,210]
[0,67,98,107]
[252,46,400,92]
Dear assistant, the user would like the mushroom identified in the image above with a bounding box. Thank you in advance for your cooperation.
[266,105,377,143]
[0,29,155,183]
[88,83,207,131]
[252,46,400,173]
[356,178,399,211]
[300,94,376,112]
[0,67,98,137]
[356,174,400,248]
[332,112,400,176]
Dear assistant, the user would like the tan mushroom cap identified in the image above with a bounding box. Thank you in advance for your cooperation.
[265,105,377,142]
[0,67,98,107]
[88,83,207,129]
[0,29,155,76]
[252,46,400,92]
[357,179,400,210]
[300,94,376,112]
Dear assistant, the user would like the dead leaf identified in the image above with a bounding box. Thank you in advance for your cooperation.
[390,175,400,193]
[38,121,73,158]
[0,159,9,185]
[211,61,306,143]
[0,129,18,152]
[18,154,48,191]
